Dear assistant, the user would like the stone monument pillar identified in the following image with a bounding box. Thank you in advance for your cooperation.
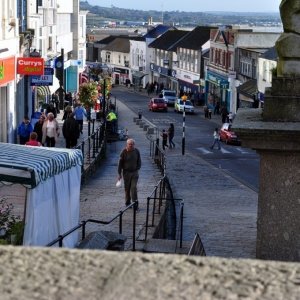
[233,0,300,261]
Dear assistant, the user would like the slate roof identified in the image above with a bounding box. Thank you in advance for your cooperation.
[95,35,144,45]
[175,26,215,50]
[143,24,175,39]
[261,46,278,60]
[102,38,130,53]
[148,30,190,51]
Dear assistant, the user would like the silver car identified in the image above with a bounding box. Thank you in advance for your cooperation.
[161,90,177,106]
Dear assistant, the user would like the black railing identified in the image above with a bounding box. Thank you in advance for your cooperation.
[46,201,138,250]
[74,122,106,182]
[149,138,166,176]
[143,176,184,250]
[188,233,206,256]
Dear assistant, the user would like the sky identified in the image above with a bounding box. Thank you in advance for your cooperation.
[86,0,281,13]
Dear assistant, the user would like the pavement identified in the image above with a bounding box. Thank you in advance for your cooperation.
[1,90,258,258]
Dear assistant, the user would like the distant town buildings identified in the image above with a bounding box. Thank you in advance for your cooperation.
[0,1,281,143]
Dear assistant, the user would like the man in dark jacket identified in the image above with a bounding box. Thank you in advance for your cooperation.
[117,139,141,208]
[62,113,80,148]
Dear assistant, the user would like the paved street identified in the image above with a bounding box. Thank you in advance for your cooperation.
[1,95,258,258]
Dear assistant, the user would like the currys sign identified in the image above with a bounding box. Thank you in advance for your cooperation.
[17,57,44,75]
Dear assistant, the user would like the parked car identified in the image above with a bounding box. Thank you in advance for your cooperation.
[161,90,177,106]
[148,98,168,112]
[219,123,241,145]
[174,99,195,114]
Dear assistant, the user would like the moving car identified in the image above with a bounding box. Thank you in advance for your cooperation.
[161,90,177,106]
[174,99,195,114]
[219,123,241,145]
[148,98,168,112]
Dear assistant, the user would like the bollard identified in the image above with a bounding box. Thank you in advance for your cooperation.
[138,109,142,120]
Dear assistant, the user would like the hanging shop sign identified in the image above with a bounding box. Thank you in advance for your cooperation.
[17,57,44,75]
[0,56,15,85]
[30,67,54,86]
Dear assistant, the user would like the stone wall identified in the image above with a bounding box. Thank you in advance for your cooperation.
[1,246,299,299]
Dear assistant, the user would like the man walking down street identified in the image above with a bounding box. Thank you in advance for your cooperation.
[117,139,141,209]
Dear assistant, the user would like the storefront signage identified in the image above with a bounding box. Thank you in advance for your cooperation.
[114,67,128,74]
[0,56,15,85]
[30,68,54,86]
[176,69,199,84]
[207,72,229,89]
[17,57,44,75]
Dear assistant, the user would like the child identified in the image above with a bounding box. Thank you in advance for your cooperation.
[161,129,168,150]
[25,132,42,147]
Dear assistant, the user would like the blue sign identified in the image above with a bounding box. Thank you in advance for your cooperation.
[30,68,54,86]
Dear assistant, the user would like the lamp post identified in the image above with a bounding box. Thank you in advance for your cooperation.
[181,94,187,155]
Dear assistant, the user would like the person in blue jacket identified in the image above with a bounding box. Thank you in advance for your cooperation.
[18,116,33,145]
[73,102,87,134]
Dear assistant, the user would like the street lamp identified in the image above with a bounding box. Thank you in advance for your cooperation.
[181,94,187,155]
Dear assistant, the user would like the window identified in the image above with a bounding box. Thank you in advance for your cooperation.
[106,52,111,63]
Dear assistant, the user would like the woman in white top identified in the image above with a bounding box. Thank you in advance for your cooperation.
[42,112,60,147]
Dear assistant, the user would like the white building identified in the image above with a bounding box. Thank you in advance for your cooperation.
[0,0,19,143]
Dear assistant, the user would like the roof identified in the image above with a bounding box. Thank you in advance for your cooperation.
[175,26,214,50]
[144,25,174,39]
[102,38,130,52]
[261,46,278,60]
[0,143,83,188]
[148,30,189,51]
[95,35,144,45]
[237,79,258,97]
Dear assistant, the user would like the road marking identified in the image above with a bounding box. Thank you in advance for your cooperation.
[220,147,231,154]
[235,147,249,154]
[196,147,212,154]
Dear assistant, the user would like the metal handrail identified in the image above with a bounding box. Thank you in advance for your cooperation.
[188,233,206,256]
[143,176,184,249]
[46,201,138,250]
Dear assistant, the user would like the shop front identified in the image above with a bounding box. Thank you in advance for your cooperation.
[149,63,177,91]
[113,67,129,85]
[205,70,230,111]
[0,56,16,143]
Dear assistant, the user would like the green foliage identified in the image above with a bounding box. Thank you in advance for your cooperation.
[0,198,23,245]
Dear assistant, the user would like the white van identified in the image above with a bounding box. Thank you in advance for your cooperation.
[161,90,177,106]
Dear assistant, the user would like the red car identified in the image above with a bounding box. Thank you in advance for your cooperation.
[219,123,241,145]
[148,98,167,112]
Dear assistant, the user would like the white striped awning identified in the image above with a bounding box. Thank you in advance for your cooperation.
[0,143,83,188]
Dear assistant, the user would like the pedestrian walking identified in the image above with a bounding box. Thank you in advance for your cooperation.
[221,106,229,123]
[33,114,45,144]
[62,113,80,149]
[210,128,221,150]
[161,129,168,150]
[117,139,141,209]
[42,112,60,147]
[168,123,175,148]
[73,102,87,134]
[25,132,42,147]
[18,116,33,145]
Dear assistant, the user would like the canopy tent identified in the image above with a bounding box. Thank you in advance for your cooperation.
[0,143,83,247]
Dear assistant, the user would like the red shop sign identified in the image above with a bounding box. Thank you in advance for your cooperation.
[17,57,44,75]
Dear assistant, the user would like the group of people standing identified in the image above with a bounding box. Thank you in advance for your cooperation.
[17,100,87,149]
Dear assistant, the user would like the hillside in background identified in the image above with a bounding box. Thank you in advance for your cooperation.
[80,1,281,27]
